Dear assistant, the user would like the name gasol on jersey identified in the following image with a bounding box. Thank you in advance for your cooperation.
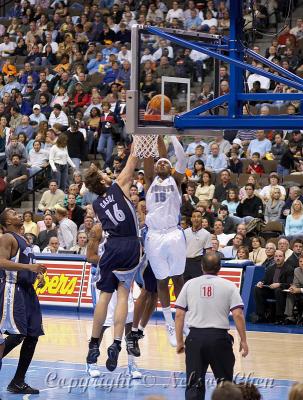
[151,184,175,193]
[99,195,115,209]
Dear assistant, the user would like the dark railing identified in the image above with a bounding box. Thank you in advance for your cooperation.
[10,165,50,212]
[0,0,13,17]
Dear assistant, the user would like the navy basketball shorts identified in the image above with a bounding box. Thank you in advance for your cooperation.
[0,282,44,337]
[97,237,141,293]
[135,254,157,293]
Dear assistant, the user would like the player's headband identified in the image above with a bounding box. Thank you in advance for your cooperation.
[156,158,172,168]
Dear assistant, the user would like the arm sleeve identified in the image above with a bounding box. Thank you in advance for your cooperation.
[171,136,187,174]
[48,146,56,171]
[285,216,290,236]
[230,286,244,311]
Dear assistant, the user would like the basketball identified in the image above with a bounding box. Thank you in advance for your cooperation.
[147,94,172,113]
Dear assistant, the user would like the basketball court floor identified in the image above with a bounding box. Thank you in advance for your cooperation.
[0,312,302,400]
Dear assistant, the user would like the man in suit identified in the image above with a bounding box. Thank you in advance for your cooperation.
[285,239,303,270]
[262,242,276,270]
[254,250,294,324]
[284,255,303,324]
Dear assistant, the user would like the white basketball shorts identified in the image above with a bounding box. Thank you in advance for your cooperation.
[145,227,186,280]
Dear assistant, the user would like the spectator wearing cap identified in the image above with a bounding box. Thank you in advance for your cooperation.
[29,104,47,125]
[247,130,272,159]
[15,115,35,140]
[0,75,22,98]
[101,40,118,62]
[259,173,286,202]
[48,104,69,128]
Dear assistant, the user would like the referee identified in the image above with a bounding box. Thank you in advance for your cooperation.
[183,210,212,282]
[175,253,248,400]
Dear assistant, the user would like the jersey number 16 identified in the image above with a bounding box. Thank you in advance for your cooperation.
[105,204,126,226]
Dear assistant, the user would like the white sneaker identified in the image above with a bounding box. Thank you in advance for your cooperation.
[166,324,177,347]
[128,362,142,379]
[86,363,101,378]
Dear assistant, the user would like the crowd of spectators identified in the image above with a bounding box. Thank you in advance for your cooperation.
[0,0,302,326]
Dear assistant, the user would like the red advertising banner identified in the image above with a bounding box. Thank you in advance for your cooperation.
[33,260,85,307]
[33,260,243,310]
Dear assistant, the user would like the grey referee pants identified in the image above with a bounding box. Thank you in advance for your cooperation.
[185,328,235,400]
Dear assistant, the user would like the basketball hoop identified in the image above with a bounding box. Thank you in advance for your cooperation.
[132,134,159,159]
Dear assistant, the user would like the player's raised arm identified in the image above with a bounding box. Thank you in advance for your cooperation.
[0,234,46,273]
[87,223,103,264]
[170,136,187,185]
[144,136,167,190]
[116,145,138,196]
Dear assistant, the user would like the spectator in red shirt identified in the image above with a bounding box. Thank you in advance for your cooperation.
[246,152,265,174]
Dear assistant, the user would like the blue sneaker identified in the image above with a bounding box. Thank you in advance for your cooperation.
[106,343,121,372]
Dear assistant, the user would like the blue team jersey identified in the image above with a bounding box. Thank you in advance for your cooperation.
[0,232,36,286]
[93,183,139,238]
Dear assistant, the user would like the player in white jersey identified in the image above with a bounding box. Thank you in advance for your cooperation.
[86,223,142,379]
[144,136,187,346]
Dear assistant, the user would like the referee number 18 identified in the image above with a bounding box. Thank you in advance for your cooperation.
[200,284,214,298]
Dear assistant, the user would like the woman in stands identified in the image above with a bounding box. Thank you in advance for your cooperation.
[49,133,76,191]
[195,171,215,201]
[259,172,286,202]
[264,187,285,222]
[249,237,267,265]
[190,160,205,182]
[237,246,250,260]
[239,175,261,200]
[221,188,240,216]
[285,200,303,239]
[23,211,38,236]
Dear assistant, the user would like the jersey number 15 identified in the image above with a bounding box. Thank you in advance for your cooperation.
[105,204,126,226]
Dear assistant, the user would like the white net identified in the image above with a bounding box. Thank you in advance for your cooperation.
[132,134,159,159]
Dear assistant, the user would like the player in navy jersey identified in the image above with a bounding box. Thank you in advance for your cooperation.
[0,208,46,394]
[85,150,141,372]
